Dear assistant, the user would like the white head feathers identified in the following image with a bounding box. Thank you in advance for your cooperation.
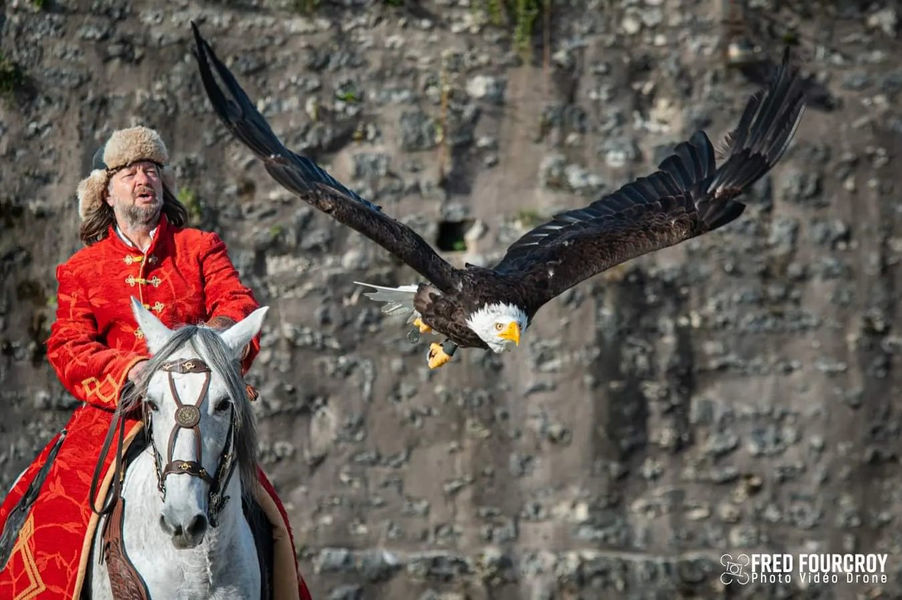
[466,302,528,353]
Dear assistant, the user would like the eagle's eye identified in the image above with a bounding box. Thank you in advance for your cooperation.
[494,322,504,331]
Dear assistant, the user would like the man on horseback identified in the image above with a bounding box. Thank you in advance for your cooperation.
[0,126,312,599]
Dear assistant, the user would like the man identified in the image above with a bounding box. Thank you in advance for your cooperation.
[0,126,311,599]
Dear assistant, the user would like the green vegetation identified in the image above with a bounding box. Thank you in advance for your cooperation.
[177,187,203,223]
[436,220,474,253]
[515,209,544,228]
[475,0,548,58]
[434,120,445,146]
[335,89,360,103]
[782,30,799,45]
[0,53,26,101]
[512,0,541,56]
[335,81,362,103]
[336,91,358,103]
[484,0,505,26]
[292,0,319,13]
[31,0,47,10]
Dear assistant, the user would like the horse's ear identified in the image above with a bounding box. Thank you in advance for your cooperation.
[131,297,174,354]
[219,306,268,358]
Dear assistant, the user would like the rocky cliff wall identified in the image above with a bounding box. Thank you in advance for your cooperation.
[1,1,901,598]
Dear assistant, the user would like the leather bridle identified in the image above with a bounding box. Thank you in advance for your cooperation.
[147,357,237,527]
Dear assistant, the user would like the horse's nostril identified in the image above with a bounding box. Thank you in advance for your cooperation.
[186,514,208,539]
[159,514,174,535]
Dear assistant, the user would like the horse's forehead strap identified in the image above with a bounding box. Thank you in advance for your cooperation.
[159,358,211,374]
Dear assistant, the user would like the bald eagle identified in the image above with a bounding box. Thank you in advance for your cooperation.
[192,25,806,368]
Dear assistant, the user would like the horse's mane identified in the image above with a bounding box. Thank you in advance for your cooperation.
[120,325,259,498]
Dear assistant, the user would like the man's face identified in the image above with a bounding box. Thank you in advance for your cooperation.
[106,160,164,228]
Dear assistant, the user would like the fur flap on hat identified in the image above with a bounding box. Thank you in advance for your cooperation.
[77,126,176,220]
[76,170,110,220]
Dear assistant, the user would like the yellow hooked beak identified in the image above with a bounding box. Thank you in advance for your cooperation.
[498,322,520,346]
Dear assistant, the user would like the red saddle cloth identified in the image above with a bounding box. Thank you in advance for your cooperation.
[0,419,312,599]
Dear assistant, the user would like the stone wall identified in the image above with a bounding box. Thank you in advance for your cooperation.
[1,0,901,598]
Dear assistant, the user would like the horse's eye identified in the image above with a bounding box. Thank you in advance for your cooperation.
[214,398,230,412]
[145,399,159,412]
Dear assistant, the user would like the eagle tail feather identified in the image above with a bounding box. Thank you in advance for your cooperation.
[355,282,419,321]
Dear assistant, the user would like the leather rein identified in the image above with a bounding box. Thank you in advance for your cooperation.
[90,357,238,528]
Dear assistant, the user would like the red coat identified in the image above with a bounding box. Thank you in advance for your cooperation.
[47,214,260,406]
[0,217,311,599]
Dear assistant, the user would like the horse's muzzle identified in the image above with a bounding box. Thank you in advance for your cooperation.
[159,511,208,548]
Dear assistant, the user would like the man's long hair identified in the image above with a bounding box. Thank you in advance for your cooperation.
[80,185,188,245]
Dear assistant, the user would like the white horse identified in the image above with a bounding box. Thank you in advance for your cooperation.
[89,299,268,599]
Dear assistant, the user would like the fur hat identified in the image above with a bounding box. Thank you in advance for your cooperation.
[76,126,177,220]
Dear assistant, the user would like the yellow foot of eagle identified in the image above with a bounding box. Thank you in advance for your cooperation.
[413,317,432,334]
[428,342,453,369]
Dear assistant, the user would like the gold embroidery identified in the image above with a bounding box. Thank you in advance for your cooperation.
[123,255,144,265]
[152,302,165,313]
[11,514,46,599]
[148,276,162,287]
[81,374,120,404]
[125,276,147,287]
[134,328,144,339]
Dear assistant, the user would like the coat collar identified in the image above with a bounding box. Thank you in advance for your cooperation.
[105,214,170,255]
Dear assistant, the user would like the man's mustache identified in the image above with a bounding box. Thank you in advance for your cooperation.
[134,186,159,199]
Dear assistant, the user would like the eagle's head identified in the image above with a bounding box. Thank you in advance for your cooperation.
[466,302,528,353]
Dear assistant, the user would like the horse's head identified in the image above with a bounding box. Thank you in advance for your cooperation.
[128,298,267,548]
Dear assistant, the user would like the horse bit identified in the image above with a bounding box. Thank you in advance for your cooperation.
[147,357,237,527]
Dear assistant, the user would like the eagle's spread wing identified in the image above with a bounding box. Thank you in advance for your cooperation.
[493,56,806,310]
[192,24,460,293]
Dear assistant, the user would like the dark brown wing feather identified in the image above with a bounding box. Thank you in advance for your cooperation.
[192,24,461,293]
[493,55,806,311]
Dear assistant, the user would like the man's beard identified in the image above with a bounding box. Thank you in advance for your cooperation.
[123,196,162,228]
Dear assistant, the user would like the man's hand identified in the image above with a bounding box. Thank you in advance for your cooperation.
[204,315,251,360]
[127,360,149,383]
[204,316,236,330]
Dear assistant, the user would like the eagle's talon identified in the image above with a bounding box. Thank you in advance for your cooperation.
[413,317,432,334]
[427,342,452,369]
